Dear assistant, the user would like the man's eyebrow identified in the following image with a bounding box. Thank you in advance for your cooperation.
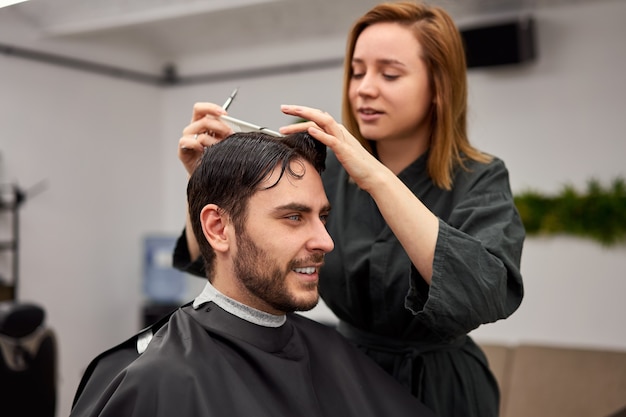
[273,203,332,213]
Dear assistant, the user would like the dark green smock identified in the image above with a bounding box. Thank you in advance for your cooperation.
[173,150,524,417]
[321,151,524,417]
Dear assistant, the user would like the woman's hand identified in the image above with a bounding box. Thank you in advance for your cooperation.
[178,102,235,176]
[280,104,381,192]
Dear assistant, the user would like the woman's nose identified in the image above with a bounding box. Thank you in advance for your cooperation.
[356,73,379,97]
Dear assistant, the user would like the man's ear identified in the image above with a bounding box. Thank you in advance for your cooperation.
[200,204,231,253]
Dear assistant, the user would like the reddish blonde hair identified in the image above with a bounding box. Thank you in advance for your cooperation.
[342,1,490,190]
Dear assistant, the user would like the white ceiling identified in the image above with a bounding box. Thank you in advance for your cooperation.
[5,0,605,63]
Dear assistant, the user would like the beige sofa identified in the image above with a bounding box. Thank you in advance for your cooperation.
[480,343,626,417]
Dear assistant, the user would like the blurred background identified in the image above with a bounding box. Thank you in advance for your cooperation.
[1,0,625,415]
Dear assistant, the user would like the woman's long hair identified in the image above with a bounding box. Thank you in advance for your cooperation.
[342,1,491,190]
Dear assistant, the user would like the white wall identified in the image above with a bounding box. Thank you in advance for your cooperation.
[1,14,166,416]
[464,1,626,350]
[466,1,626,193]
[1,0,625,416]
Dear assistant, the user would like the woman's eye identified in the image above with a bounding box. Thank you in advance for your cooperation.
[383,74,400,80]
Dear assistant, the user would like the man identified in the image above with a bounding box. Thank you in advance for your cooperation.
[70,132,436,416]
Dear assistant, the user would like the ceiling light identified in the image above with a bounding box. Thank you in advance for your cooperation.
[0,0,30,9]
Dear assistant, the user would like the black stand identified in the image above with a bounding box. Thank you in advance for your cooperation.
[0,184,25,301]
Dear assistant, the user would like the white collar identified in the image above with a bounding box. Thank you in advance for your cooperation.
[193,281,286,328]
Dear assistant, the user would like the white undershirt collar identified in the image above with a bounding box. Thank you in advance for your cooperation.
[193,281,286,328]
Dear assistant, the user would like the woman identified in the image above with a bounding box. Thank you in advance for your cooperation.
[175,2,524,416]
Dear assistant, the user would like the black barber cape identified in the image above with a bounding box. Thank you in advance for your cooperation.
[70,302,436,417]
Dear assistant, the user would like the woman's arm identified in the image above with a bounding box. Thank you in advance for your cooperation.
[280,105,439,283]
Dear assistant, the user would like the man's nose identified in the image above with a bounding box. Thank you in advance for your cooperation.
[309,220,334,254]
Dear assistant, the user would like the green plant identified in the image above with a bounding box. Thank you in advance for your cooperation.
[514,177,626,246]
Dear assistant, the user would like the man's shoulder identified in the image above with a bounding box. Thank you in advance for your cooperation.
[69,307,212,416]
[72,307,194,407]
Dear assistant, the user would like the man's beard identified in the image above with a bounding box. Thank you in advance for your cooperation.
[233,229,322,313]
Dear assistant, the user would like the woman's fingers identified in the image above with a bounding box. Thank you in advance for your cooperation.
[279,120,318,135]
[190,102,226,122]
[280,105,349,148]
[186,101,234,144]
[183,114,234,141]
[177,131,207,174]
[281,105,338,132]
[178,102,236,175]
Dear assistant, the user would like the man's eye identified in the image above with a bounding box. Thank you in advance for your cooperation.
[286,214,302,221]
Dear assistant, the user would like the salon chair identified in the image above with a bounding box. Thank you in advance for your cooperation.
[0,301,56,417]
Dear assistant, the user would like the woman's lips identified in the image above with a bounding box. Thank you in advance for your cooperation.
[358,108,383,122]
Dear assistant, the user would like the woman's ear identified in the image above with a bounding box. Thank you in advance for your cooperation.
[200,204,230,253]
